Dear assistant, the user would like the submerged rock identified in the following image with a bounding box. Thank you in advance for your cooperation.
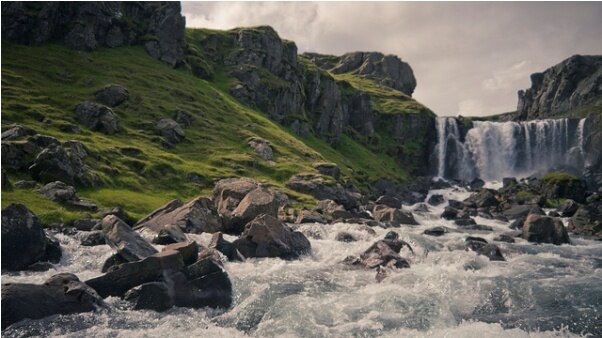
[464,238,505,261]
[1,273,104,329]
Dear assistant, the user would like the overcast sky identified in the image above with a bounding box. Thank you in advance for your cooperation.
[182,2,602,117]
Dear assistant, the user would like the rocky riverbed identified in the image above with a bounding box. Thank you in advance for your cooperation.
[2,181,600,337]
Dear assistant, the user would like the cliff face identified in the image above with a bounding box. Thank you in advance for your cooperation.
[305,52,417,97]
[516,55,602,120]
[1,1,186,67]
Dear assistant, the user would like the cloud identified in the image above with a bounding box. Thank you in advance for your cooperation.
[182,2,602,116]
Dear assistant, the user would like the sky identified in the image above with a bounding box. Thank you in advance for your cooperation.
[182,2,602,117]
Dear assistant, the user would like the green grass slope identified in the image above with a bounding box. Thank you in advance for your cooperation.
[1,39,416,224]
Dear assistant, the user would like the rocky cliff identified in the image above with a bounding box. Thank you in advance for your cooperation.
[1,1,186,67]
[516,55,602,120]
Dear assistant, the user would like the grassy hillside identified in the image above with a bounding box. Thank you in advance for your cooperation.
[1,37,423,224]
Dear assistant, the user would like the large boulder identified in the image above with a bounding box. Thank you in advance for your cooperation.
[101,215,158,262]
[233,214,311,259]
[1,140,39,170]
[135,197,223,234]
[1,204,61,270]
[86,250,184,298]
[156,118,185,144]
[29,143,99,187]
[94,84,129,107]
[372,205,418,226]
[74,101,120,134]
[568,202,602,239]
[541,172,587,203]
[1,273,104,329]
[209,232,244,261]
[212,177,259,219]
[345,232,412,277]
[522,214,570,245]
[229,187,280,232]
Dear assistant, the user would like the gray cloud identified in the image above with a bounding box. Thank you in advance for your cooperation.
[182,2,602,116]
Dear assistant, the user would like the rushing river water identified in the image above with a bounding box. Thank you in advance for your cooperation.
[2,183,601,337]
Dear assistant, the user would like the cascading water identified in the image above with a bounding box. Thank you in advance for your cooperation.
[436,117,588,181]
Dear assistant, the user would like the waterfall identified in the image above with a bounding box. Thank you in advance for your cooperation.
[436,117,587,181]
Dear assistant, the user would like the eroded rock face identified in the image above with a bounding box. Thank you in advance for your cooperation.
[516,55,602,120]
[74,101,120,134]
[233,214,311,259]
[1,2,186,67]
[1,273,104,329]
[522,214,570,245]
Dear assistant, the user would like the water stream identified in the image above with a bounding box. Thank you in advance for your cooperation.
[2,184,601,337]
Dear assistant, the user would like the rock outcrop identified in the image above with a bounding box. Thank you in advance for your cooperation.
[516,55,602,120]
[1,2,186,67]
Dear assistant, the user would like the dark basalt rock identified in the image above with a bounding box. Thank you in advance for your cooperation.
[29,143,100,187]
[1,273,104,329]
[465,238,505,261]
[516,55,602,120]
[502,204,544,220]
[135,197,222,235]
[72,218,101,231]
[28,134,60,148]
[101,215,158,262]
[1,203,61,270]
[1,2,186,67]
[94,84,129,107]
[522,214,570,245]
[149,223,188,245]
[568,201,602,239]
[39,181,97,211]
[427,194,445,206]
[345,232,412,279]
[375,195,402,209]
[441,206,459,220]
[465,189,499,208]
[74,101,120,134]
[314,163,341,180]
[557,199,579,217]
[493,234,516,243]
[335,232,357,242]
[233,214,311,259]
[424,226,450,236]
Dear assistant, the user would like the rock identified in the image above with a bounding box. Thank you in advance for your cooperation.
[557,199,579,217]
[74,101,120,134]
[94,84,128,107]
[295,209,327,224]
[441,207,459,220]
[28,134,60,148]
[233,214,311,259]
[469,179,485,191]
[101,253,128,273]
[248,138,273,161]
[1,204,59,270]
[1,140,39,170]
[209,232,244,261]
[72,218,100,231]
[162,241,199,266]
[230,187,280,232]
[541,172,587,203]
[2,2,186,66]
[44,232,62,264]
[102,206,134,225]
[80,231,106,246]
[150,224,188,245]
[39,181,97,211]
[427,194,445,206]
[316,199,353,221]
[87,250,185,298]
[212,177,259,219]
[567,202,602,239]
[548,211,561,217]
[372,205,418,226]
[448,199,465,209]
[347,232,413,273]
[503,177,518,188]
[509,216,526,230]
[156,118,185,144]
[375,195,402,209]
[1,124,29,140]
[124,282,172,311]
[29,143,99,187]
[522,214,570,245]
[314,163,341,180]
[454,218,477,226]
[335,232,357,242]
[465,189,499,208]
[464,224,494,231]
[174,110,194,126]
[516,55,602,120]
[424,226,449,236]
[185,256,233,308]
[135,197,223,234]
[1,273,104,329]
[465,238,505,261]
[287,174,360,209]
[413,203,430,213]
[101,215,158,262]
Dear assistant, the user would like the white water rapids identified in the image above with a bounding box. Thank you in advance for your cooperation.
[2,184,601,337]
